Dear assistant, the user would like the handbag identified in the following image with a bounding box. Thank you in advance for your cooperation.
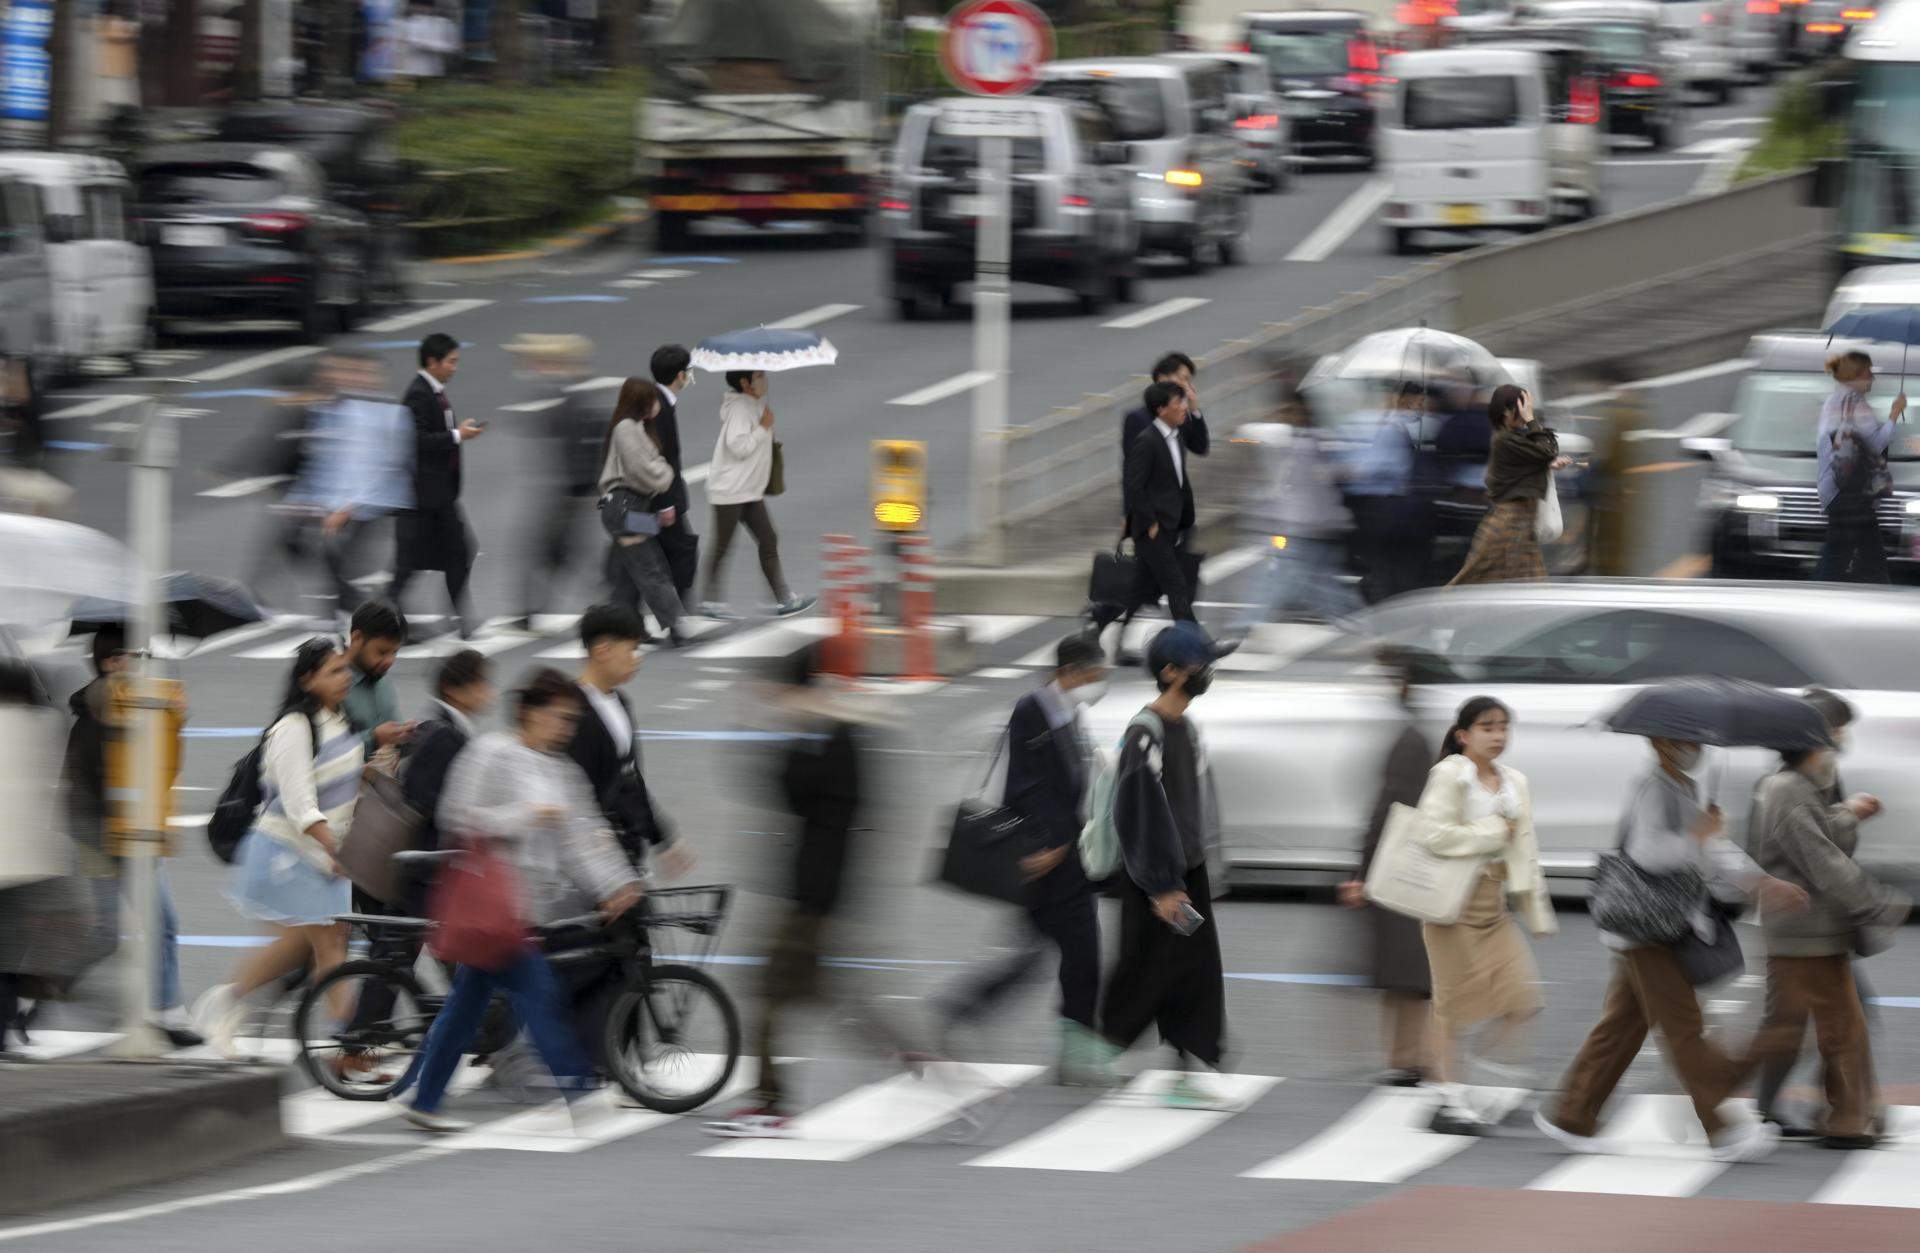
[335,766,420,907]
[1362,802,1485,925]
[1673,900,1745,988]
[933,734,1032,905]
[598,486,663,539]
[1588,779,1704,946]
[764,439,785,497]
[426,839,530,971]
[1534,473,1564,544]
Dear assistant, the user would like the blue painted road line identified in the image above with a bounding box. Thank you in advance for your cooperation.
[523,295,627,304]
[47,440,110,451]
[184,388,287,400]
[360,340,424,349]
[645,255,738,265]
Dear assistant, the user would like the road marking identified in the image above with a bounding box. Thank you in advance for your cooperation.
[192,345,325,384]
[1101,297,1210,330]
[1677,136,1758,156]
[198,474,292,499]
[607,278,656,289]
[888,370,994,407]
[972,666,1029,680]
[282,1066,488,1139]
[456,1059,759,1153]
[157,616,308,659]
[699,1061,1041,1162]
[1658,554,1712,579]
[1202,543,1267,584]
[1602,158,1714,167]
[1526,1095,1726,1196]
[766,303,861,330]
[941,614,1043,645]
[44,394,145,421]
[631,269,698,279]
[684,616,836,661]
[1690,137,1757,196]
[1242,1089,1476,1183]
[10,1029,122,1061]
[358,298,493,334]
[968,1071,1277,1173]
[567,376,625,393]
[1560,358,1751,410]
[1813,1107,1920,1206]
[1286,177,1390,262]
[524,294,626,304]
[685,461,709,485]
[1699,116,1764,129]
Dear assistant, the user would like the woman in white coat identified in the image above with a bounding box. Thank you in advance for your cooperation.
[698,370,813,619]
[1415,694,1557,1135]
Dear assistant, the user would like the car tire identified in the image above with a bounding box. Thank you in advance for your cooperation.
[1390,226,1417,257]
[296,292,329,344]
[654,212,689,252]
[1078,275,1112,316]
[1218,230,1245,267]
[1271,154,1291,193]
[1113,266,1136,305]
[1181,237,1211,276]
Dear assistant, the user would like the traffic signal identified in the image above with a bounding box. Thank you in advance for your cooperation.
[871,440,927,532]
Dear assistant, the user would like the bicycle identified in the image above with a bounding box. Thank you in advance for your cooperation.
[293,854,740,1116]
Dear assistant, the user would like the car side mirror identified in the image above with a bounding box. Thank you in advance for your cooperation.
[1094,141,1130,166]
[1810,156,1843,210]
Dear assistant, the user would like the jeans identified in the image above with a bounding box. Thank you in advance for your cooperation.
[1814,512,1890,584]
[606,537,685,633]
[154,862,181,1011]
[404,949,592,1114]
[1232,536,1362,633]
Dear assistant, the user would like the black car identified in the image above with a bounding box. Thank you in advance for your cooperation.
[134,144,372,341]
[1240,10,1381,166]
[1519,17,1683,150]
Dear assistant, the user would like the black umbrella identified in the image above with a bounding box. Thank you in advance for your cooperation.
[1601,676,1833,751]
[67,572,267,641]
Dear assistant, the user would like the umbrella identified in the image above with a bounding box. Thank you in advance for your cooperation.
[67,572,266,641]
[1302,327,1511,392]
[1600,676,1833,751]
[1823,307,1920,385]
[691,327,839,373]
[0,514,136,627]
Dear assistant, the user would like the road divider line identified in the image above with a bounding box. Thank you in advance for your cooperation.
[888,370,993,407]
[1102,296,1210,330]
[566,376,625,394]
[766,303,861,330]
[358,298,493,334]
[198,474,292,498]
[1286,178,1390,263]
[45,394,145,421]
[1202,543,1267,583]
[192,345,325,384]
[1691,138,1757,196]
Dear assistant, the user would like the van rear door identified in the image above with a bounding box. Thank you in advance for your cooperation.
[1392,65,1548,223]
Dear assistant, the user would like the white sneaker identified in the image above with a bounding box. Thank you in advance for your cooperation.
[1711,1118,1780,1164]
[402,1106,473,1135]
[1534,1108,1614,1155]
[696,601,738,620]
[193,984,240,1059]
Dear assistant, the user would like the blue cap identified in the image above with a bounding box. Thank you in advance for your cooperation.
[1145,621,1218,676]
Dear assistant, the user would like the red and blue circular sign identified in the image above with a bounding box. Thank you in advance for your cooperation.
[940,0,1056,98]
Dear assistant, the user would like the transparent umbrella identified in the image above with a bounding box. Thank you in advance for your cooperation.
[0,513,136,627]
[1302,327,1512,392]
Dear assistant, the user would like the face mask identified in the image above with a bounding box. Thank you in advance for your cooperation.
[1807,753,1839,791]
[1068,679,1109,709]
[1669,744,1702,772]
[1183,667,1214,698]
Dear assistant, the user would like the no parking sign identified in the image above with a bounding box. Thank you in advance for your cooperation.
[939,0,1055,98]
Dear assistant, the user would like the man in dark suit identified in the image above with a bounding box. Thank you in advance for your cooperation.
[566,603,694,877]
[649,344,701,605]
[391,332,485,641]
[935,634,1111,1084]
[1123,379,1201,627]
[1120,351,1210,478]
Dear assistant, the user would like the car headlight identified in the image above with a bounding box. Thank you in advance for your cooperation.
[1702,479,1739,509]
[1905,498,1920,516]
[1735,492,1780,512]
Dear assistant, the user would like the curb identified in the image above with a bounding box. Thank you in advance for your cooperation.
[409,201,649,282]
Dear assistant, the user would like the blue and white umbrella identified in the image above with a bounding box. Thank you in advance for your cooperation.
[1825,305,1920,384]
[691,326,839,373]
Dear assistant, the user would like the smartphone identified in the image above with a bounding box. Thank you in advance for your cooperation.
[1168,903,1205,936]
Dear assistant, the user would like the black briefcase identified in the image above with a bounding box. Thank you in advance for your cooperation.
[1089,545,1135,606]
[933,798,1032,906]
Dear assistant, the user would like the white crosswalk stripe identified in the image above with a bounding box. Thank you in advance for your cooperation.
[1241,1089,1476,1184]
[1525,1096,1727,1197]
[967,1071,1278,1173]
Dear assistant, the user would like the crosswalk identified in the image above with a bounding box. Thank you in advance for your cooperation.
[12,1029,1918,1203]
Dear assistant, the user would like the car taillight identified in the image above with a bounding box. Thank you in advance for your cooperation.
[1747,0,1779,12]
[1569,78,1601,124]
[1233,113,1281,130]
[1348,37,1381,72]
[1701,10,1715,21]
[1611,71,1663,88]
[1061,194,1093,208]
[879,197,909,212]
[1842,7,1876,18]
[1345,72,1393,89]
[1807,20,1846,31]
[247,212,309,234]
[1164,169,1204,188]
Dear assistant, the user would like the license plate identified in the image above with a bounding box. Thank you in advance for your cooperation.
[163,225,225,248]
[732,174,781,193]
[1442,204,1483,226]
[947,195,988,217]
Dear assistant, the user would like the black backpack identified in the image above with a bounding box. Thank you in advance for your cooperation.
[206,717,314,864]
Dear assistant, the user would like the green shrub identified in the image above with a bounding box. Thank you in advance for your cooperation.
[1738,68,1845,182]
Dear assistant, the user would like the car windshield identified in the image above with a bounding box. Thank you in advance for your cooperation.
[1402,75,1523,129]
[1034,76,1169,141]
[1730,370,1920,460]
[1843,64,1920,240]
[137,163,281,204]
[1578,21,1653,61]
[1249,29,1353,79]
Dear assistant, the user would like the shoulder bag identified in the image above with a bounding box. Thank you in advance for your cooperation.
[336,760,421,908]
[1588,777,1704,946]
[1534,472,1564,544]
[1673,899,1744,988]
[426,838,530,972]
[1362,800,1485,926]
[933,732,1031,905]
[764,439,785,497]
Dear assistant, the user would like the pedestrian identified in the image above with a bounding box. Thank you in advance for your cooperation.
[705,644,869,1138]
[1743,694,1908,1149]
[1121,381,1203,631]
[599,379,690,646]
[1119,351,1211,469]
[1344,383,1432,604]
[934,634,1110,1085]
[341,600,415,767]
[197,638,363,1057]
[699,369,814,619]
[1414,696,1557,1135]
[1092,621,1231,1108]
[1233,389,1361,632]
[648,344,702,606]
[565,603,695,877]
[399,667,644,1134]
[1449,385,1570,587]
[398,0,458,81]
[504,333,602,630]
[60,626,198,1047]
[243,355,338,618]
[1815,350,1904,584]
[1337,647,1435,1087]
[391,333,485,642]
[1535,736,1809,1163]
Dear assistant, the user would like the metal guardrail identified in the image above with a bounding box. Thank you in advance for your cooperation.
[987,170,1827,554]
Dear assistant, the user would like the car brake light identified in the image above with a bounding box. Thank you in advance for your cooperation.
[1747,0,1779,12]
[1061,194,1093,208]
[1164,169,1204,188]
[247,212,309,234]
[879,198,908,212]
[1611,71,1663,88]
[1348,38,1380,72]
[1808,20,1846,30]
[1234,113,1281,130]
[1569,78,1601,124]
[1842,7,1876,17]
[1701,10,1715,21]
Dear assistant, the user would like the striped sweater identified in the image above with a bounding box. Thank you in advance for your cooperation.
[255,708,363,872]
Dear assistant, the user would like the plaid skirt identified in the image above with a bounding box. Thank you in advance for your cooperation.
[1451,498,1546,586]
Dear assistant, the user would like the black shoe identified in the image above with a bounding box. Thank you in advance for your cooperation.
[1429,1105,1488,1136]
[1377,1067,1425,1088]
[1764,1118,1822,1143]
[1819,1133,1880,1150]
[160,1025,206,1049]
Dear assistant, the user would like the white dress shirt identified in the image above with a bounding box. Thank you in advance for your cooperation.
[420,369,461,443]
[579,681,633,761]
[1153,416,1185,488]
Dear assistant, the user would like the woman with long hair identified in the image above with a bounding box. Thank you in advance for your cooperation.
[600,378,688,646]
[1449,385,1571,587]
[1815,350,1905,583]
[197,638,361,1058]
[1414,695,1556,1135]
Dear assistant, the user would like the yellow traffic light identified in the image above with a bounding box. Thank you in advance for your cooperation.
[871,439,927,533]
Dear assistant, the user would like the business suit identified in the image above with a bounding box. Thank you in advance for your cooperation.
[1121,402,1209,466]
[942,688,1100,1030]
[652,386,700,601]
[1122,419,1199,624]
[566,686,673,866]
[391,372,474,632]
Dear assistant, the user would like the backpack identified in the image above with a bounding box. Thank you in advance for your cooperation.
[1078,710,1163,881]
[206,716,313,864]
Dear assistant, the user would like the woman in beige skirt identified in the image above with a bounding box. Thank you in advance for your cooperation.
[1414,695,1558,1135]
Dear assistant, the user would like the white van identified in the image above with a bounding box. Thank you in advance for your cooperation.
[0,154,152,373]
[1380,48,1554,255]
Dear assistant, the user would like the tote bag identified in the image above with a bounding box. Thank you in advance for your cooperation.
[1362,802,1485,926]
[1534,474,1564,544]
[932,732,1031,906]
[426,839,530,971]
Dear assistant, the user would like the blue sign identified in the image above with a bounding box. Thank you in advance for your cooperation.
[0,0,52,123]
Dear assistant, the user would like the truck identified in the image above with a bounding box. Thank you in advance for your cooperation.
[639,0,882,249]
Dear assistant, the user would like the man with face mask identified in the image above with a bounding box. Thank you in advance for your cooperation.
[934,634,1110,1084]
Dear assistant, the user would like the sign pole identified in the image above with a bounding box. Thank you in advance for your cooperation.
[970,133,1011,566]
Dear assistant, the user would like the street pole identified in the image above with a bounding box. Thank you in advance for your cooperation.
[106,387,178,1060]
[969,133,1011,566]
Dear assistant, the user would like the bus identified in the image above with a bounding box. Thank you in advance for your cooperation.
[1822,3,1920,271]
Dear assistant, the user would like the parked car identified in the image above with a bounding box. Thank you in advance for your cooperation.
[133,144,373,342]
[1239,9,1383,167]
[1082,580,1920,892]
[1519,11,1685,149]
[0,153,153,376]
[883,96,1142,318]
[1166,50,1293,192]
[1689,329,1920,581]
[1822,262,1920,327]
[1035,58,1250,272]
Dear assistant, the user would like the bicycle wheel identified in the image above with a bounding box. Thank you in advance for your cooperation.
[602,963,741,1114]
[294,959,431,1101]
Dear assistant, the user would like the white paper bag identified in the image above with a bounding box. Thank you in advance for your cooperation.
[1534,474,1564,544]
[1363,802,1485,926]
